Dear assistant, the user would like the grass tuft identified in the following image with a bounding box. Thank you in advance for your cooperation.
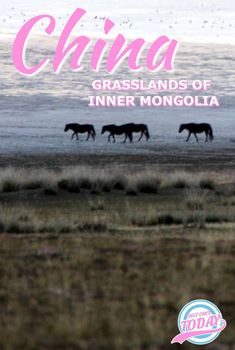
[137,179,160,194]
[112,175,128,190]
[199,178,215,190]
[2,179,20,192]
[44,187,58,196]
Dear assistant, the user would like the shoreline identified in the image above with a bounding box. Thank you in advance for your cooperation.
[0,147,235,171]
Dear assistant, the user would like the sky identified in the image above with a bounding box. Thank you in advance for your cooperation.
[1,0,235,43]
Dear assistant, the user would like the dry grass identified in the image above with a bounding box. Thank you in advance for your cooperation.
[0,166,234,234]
[0,185,234,234]
[0,167,233,196]
[0,232,234,350]
[0,165,234,349]
[0,205,108,234]
[0,167,56,192]
[185,189,206,210]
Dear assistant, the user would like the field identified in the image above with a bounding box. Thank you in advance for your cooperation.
[1,29,235,349]
[0,231,234,350]
[0,154,234,350]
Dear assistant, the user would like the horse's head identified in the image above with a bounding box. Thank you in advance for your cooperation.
[101,124,115,134]
[179,124,185,133]
[101,126,107,134]
[64,124,69,132]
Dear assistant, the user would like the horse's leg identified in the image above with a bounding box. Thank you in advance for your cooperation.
[113,134,116,143]
[108,133,111,142]
[194,133,198,142]
[76,133,79,141]
[122,134,127,143]
[86,132,89,141]
[186,132,191,142]
[138,132,143,142]
[71,132,75,140]
[205,132,208,142]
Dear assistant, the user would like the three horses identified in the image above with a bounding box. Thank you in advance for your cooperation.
[65,123,150,143]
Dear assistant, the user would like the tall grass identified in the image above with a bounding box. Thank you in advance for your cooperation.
[185,189,206,211]
[0,204,107,234]
[0,166,233,195]
[0,167,56,192]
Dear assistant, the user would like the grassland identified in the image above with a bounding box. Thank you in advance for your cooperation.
[0,164,234,350]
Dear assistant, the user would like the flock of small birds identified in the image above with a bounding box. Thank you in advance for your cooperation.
[2,4,235,39]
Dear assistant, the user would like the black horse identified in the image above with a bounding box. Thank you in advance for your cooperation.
[179,123,214,142]
[101,124,133,143]
[64,123,96,141]
[127,123,150,141]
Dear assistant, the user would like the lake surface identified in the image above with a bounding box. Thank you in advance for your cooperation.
[0,36,235,155]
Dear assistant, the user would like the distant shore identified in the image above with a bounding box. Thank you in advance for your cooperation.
[0,145,235,171]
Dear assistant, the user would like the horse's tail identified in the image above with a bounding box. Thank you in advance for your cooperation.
[208,125,213,140]
[145,125,150,140]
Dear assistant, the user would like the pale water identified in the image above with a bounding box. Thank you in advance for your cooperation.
[0,35,235,155]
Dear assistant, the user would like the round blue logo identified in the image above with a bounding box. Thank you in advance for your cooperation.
[171,299,227,345]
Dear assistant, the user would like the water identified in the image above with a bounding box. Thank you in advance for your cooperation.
[2,0,235,43]
[0,35,235,154]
